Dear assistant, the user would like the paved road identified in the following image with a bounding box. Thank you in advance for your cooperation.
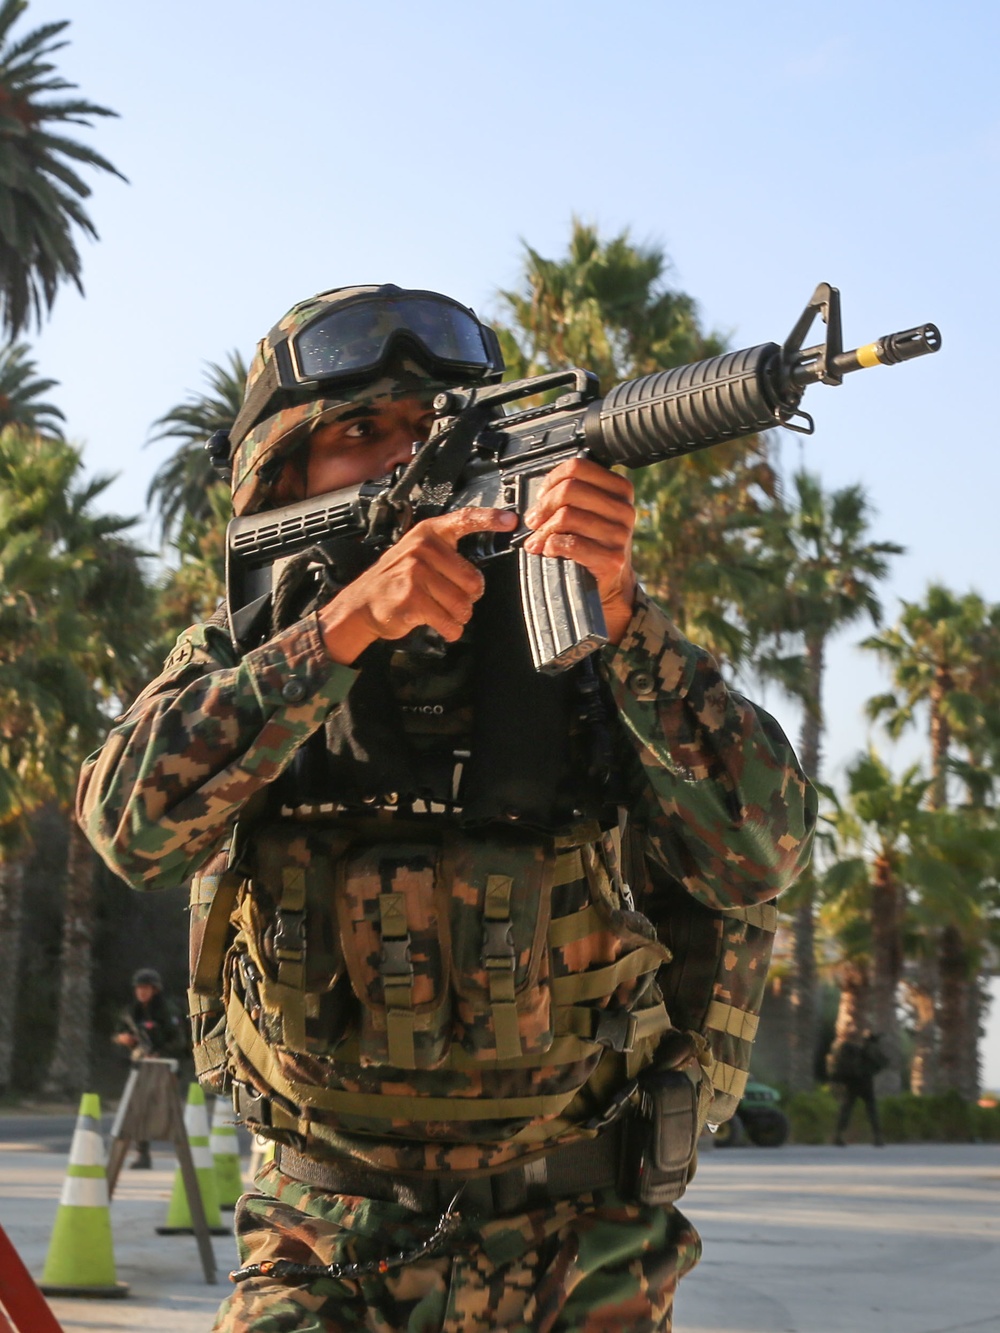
[677,1143,1000,1333]
[0,1112,80,1154]
[0,1137,997,1331]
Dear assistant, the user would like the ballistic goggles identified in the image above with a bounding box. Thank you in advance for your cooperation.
[230,285,504,451]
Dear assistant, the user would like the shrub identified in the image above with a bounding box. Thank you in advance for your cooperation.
[974,1104,1000,1142]
[788,1088,992,1144]
[786,1088,838,1144]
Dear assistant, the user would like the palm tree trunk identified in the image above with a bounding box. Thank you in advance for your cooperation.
[789,632,824,1091]
[833,960,870,1044]
[41,816,96,1098]
[870,855,903,1093]
[960,980,984,1102]
[935,924,967,1095]
[0,854,29,1093]
[904,962,938,1095]
[928,677,951,812]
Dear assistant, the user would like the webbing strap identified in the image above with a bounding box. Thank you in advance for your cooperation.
[276,868,306,985]
[704,999,759,1042]
[719,902,779,932]
[557,1000,671,1051]
[230,353,280,448]
[483,874,521,1061]
[547,904,602,948]
[227,990,582,1122]
[551,848,584,887]
[550,943,665,1004]
[192,869,242,995]
[273,867,307,1050]
[711,1060,749,1100]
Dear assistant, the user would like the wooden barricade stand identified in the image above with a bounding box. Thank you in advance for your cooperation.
[105,1059,217,1284]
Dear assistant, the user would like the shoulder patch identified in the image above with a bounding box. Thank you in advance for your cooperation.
[164,640,196,670]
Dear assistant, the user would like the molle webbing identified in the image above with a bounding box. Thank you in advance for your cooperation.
[720,902,779,932]
[709,1060,749,1102]
[224,826,674,1137]
[704,1000,759,1043]
[703,901,778,1111]
[226,987,585,1124]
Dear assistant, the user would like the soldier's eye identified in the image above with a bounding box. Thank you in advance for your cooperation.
[343,419,375,442]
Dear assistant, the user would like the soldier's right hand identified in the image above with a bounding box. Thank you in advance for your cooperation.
[318,507,517,666]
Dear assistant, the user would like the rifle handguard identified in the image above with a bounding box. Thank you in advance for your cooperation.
[586,343,787,468]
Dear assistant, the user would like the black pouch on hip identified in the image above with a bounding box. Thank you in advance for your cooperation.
[622,1068,699,1206]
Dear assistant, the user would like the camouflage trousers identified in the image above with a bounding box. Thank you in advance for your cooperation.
[212,1160,701,1332]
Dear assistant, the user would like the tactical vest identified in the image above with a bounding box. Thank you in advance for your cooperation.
[188,567,777,1151]
[190,817,777,1153]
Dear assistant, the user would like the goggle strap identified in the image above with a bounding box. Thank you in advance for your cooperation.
[231,355,282,451]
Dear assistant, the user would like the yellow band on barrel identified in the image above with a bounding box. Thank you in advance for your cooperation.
[855,342,882,368]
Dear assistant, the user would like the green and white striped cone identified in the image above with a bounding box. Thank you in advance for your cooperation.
[209,1096,244,1208]
[39,1093,128,1298]
[156,1082,228,1235]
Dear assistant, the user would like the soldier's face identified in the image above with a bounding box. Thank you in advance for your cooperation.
[134,984,156,1003]
[302,397,436,497]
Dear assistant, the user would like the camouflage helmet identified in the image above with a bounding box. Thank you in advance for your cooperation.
[227,285,503,517]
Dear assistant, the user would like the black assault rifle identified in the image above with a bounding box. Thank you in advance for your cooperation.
[225,284,940,673]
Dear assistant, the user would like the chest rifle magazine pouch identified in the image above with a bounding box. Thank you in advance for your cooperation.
[231,824,353,1059]
[448,831,555,1062]
[623,1067,699,1206]
[336,839,453,1070]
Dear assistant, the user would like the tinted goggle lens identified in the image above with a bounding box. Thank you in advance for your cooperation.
[293,297,492,380]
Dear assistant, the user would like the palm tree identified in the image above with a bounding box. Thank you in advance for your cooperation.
[0,429,92,1089]
[0,426,152,1094]
[41,471,152,1098]
[820,753,930,1092]
[0,0,125,337]
[751,471,903,1091]
[151,480,229,657]
[906,807,1000,1099]
[146,350,245,543]
[496,219,722,389]
[864,586,992,810]
[864,586,999,1096]
[0,339,61,434]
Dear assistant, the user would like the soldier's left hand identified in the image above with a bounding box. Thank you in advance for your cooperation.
[522,458,637,645]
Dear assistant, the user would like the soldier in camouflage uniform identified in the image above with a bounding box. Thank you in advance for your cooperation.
[78,285,816,1331]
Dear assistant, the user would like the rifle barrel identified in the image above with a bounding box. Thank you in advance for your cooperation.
[791,323,942,386]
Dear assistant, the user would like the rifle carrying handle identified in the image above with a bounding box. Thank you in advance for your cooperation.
[517,549,609,674]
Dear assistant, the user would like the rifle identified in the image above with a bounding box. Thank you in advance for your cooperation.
[226,283,940,672]
[119,1011,154,1060]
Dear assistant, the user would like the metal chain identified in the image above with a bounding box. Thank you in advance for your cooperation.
[229,1190,464,1285]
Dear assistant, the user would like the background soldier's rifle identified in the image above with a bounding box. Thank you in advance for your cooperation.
[120,1011,154,1060]
[224,284,940,673]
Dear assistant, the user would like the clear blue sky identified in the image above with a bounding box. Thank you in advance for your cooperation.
[22,0,1000,1083]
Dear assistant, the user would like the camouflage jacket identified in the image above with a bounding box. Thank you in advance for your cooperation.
[78,587,815,1171]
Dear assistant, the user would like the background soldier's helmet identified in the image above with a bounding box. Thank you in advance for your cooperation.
[131,967,162,990]
[227,285,503,517]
